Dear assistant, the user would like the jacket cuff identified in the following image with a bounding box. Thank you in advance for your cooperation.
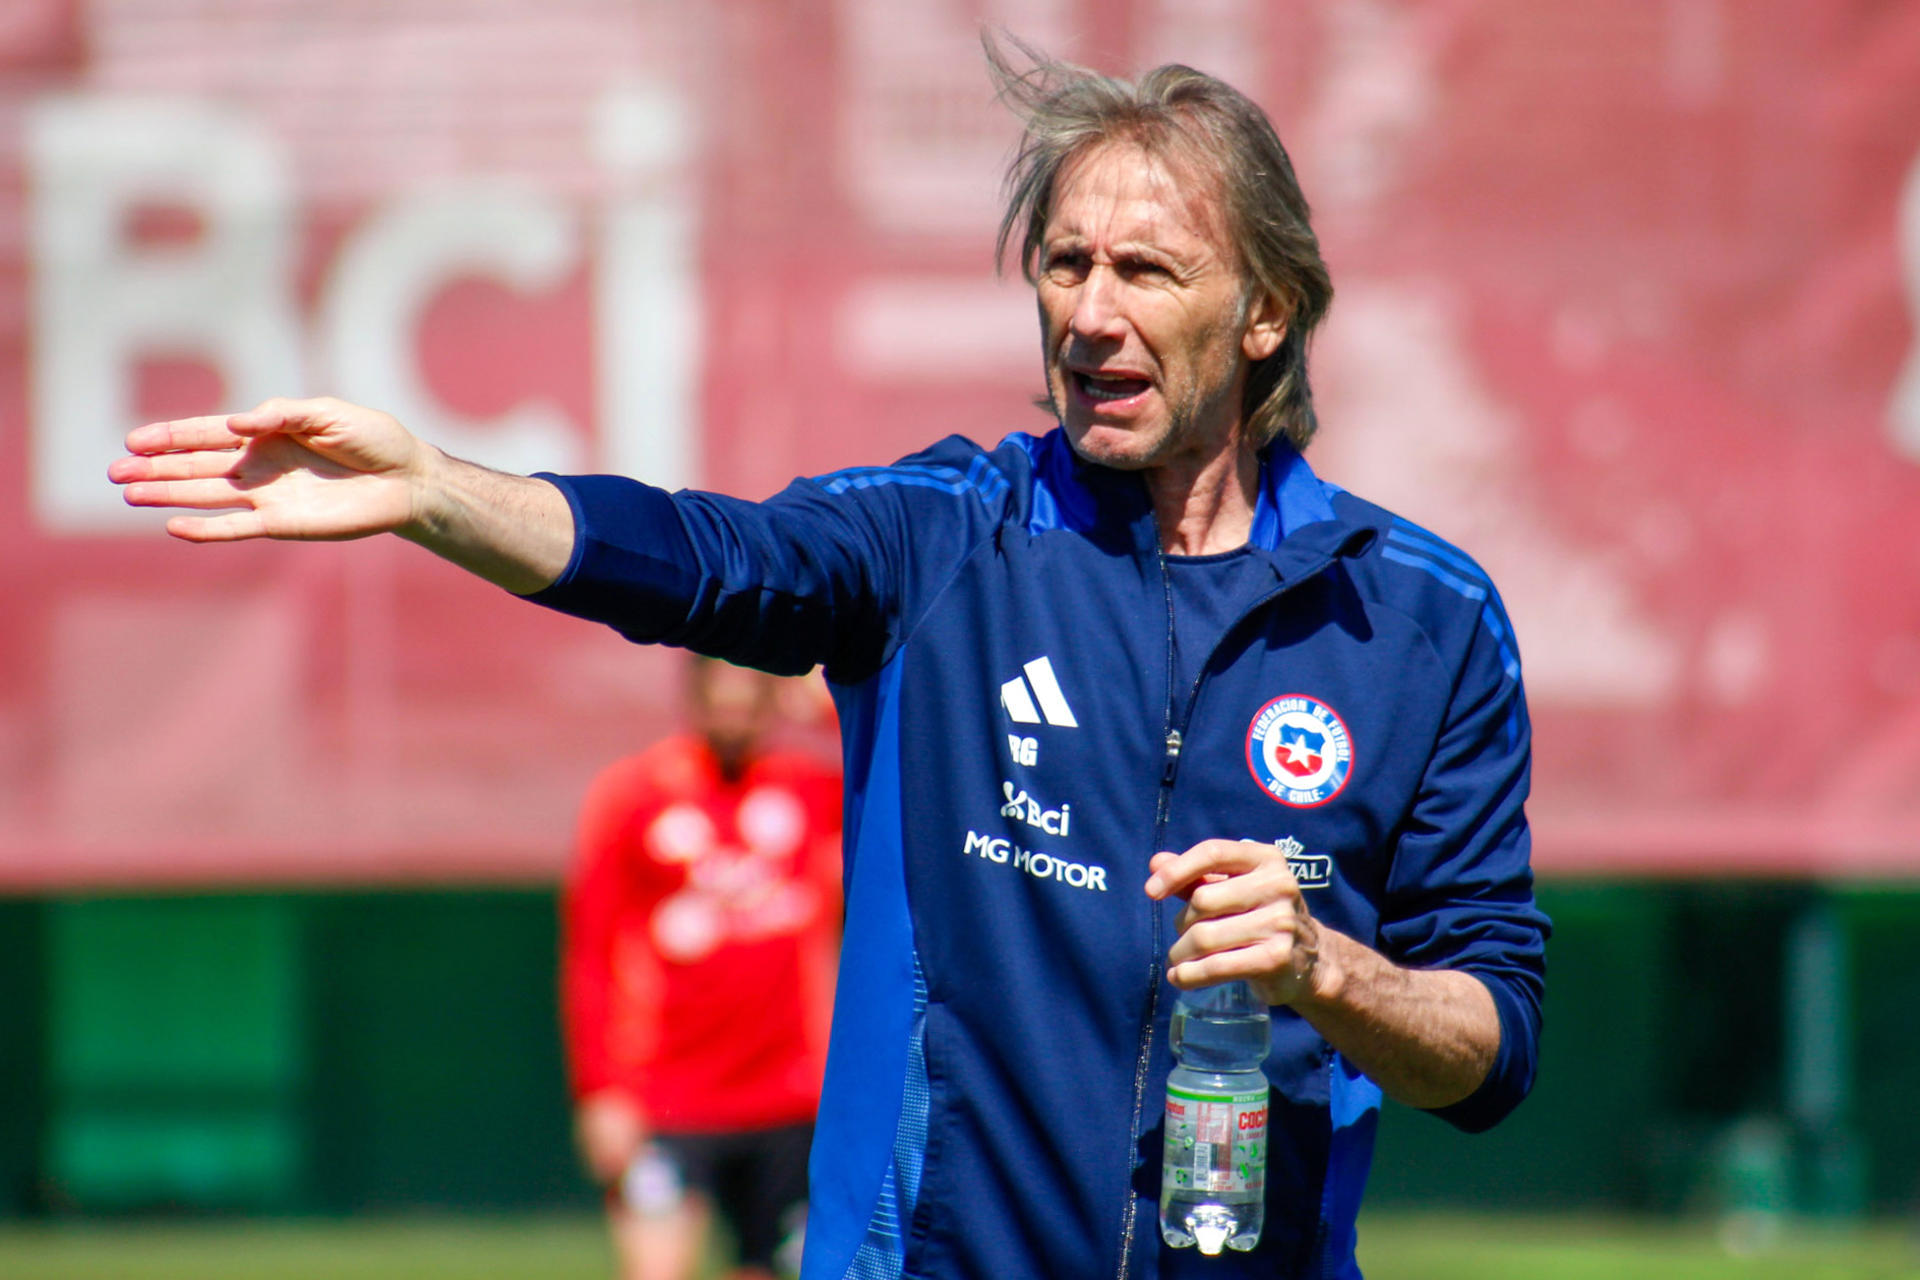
[1423,970,1538,1133]
[524,473,701,640]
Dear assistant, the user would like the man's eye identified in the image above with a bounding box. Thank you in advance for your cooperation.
[1044,251,1089,278]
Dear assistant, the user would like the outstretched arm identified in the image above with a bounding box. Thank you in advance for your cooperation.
[107,396,575,595]
[1146,840,1499,1111]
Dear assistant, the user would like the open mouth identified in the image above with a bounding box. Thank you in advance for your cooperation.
[1071,370,1152,404]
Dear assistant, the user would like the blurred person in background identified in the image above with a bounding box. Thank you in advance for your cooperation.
[563,655,841,1280]
[110,37,1547,1280]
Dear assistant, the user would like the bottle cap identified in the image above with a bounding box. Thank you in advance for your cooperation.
[1193,1220,1232,1256]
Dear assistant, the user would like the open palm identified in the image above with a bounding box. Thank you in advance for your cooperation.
[110,397,424,542]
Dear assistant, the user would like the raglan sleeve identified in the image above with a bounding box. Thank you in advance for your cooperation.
[523,436,1007,681]
[1375,586,1551,1133]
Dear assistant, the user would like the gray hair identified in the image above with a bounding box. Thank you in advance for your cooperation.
[987,36,1332,451]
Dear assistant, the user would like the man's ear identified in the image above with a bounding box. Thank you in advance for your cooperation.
[1242,291,1287,362]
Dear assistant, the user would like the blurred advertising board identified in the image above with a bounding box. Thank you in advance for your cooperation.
[1,0,1918,886]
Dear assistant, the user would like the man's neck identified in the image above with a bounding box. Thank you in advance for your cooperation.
[1144,441,1261,556]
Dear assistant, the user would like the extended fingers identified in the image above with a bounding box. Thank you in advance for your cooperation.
[163,511,271,542]
[122,415,248,455]
[120,476,256,512]
[109,448,244,484]
[228,395,350,437]
[118,399,341,457]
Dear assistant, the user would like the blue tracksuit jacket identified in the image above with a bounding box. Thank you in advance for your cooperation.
[531,427,1549,1280]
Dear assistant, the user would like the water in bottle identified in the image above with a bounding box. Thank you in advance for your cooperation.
[1159,979,1269,1256]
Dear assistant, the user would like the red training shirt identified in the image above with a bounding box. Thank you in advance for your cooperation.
[561,734,842,1132]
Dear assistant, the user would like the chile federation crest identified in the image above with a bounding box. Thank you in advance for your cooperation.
[1246,694,1353,808]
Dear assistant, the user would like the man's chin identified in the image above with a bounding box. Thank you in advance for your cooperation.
[1065,422,1163,472]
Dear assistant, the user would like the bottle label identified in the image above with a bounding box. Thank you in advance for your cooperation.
[1162,1084,1268,1194]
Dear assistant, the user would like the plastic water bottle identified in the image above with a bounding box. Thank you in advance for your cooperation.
[1159,979,1270,1256]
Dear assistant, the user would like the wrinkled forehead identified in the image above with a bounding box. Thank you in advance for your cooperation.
[1045,137,1235,257]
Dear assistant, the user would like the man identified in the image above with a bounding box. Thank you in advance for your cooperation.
[110,43,1547,1280]
[563,656,841,1280]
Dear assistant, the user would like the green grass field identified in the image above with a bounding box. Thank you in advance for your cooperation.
[1358,1213,1920,1279]
[0,1212,1915,1279]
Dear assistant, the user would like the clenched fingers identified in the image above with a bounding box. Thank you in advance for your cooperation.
[1144,832,1282,901]
[1168,899,1310,968]
[1182,861,1304,924]
[1148,838,1319,999]
[1146,838,1300,904]
[1166,909,1319,996]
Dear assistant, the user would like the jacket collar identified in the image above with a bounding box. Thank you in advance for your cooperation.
[1018,427,1377,571]
[1251,438,1336,547]
[1249,439,1379,580]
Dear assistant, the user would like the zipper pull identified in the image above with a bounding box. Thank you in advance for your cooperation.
[1161,728,1183,785]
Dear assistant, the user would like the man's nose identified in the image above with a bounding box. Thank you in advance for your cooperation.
[1068,266,1126,340]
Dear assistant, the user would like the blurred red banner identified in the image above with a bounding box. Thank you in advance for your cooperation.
[2,0,1918,886]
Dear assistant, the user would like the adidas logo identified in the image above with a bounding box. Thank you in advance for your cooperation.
[1000,657,1078,728]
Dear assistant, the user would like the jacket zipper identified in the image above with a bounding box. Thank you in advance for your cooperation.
[1115,546,1347,1279]
[1114,549,1180,1280]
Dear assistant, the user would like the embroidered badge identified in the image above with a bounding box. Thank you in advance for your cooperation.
[1246,694,1353,808]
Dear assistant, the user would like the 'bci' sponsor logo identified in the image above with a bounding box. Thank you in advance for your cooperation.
[963,830,1108,892]
[1000,782,1070,836]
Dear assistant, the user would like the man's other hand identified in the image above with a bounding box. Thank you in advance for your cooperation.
[1145,838,1326,1006]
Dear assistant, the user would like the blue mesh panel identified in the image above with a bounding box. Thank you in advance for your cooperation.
[842,959,931,1280]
